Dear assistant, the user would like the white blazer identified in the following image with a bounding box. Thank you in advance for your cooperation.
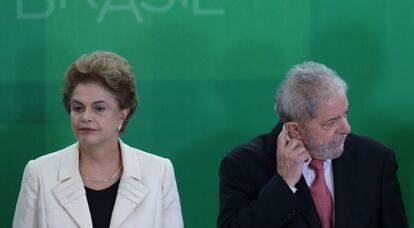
[13,141,184,228]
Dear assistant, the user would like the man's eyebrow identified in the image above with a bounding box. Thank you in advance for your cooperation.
[326,109,348,122]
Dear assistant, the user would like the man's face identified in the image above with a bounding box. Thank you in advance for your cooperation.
[300,94,351,160]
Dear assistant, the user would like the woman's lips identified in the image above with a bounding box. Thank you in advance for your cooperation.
[79,127,96,133]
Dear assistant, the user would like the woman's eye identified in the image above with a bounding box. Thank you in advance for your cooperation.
[94,106,106,112]
[72,106,83,113]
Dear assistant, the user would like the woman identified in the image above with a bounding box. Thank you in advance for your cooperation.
[13,51,184,228]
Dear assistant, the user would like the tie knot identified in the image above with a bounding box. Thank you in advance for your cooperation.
[309,159,324,171]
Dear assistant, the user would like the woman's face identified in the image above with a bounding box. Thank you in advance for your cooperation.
[70,82,129,148]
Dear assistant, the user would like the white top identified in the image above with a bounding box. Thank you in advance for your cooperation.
[13,140,184,228]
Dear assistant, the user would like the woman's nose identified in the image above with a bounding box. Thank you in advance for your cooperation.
[81,108,93,123]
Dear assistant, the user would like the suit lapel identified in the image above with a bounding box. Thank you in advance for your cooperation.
[271,123,357,228]
[271,123,322,228]
[52,143,93,228]
[110,141,149,228]
[332,144,356,228]
[295,177,323,228]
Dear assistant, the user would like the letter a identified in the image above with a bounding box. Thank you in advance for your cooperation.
[98,0,143,23]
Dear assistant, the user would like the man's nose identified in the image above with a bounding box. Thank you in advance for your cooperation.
[338,116,351,134]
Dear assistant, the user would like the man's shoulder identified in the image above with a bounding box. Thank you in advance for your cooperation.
[344,133,394,158]
[225,130,275,163]
[346,133,392,150]
[219,128,278,181]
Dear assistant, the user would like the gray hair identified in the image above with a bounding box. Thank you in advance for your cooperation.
[275,61,348,122]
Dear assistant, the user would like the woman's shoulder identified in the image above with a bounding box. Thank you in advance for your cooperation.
[122,142,169,162]
[19,143,78,181]
[120,141,175,176]
[26,143,78,168]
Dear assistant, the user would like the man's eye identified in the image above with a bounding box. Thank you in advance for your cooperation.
[327,121,336,126]
[323,121,336,129]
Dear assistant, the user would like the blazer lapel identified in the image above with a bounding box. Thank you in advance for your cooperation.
[110,141,149,228]
[52,143,93,228]
[332,144,356,228]
[295,177,323,228]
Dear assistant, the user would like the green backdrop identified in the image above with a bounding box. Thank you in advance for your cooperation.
[1,0,413,227]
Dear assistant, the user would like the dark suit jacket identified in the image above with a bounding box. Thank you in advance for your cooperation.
[218,122,408,228]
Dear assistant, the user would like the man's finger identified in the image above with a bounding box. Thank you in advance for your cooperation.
[277,128,288,148]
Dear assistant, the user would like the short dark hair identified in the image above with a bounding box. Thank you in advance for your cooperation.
[62,51,138,133]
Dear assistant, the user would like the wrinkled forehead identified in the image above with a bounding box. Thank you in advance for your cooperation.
[314,94,349,120]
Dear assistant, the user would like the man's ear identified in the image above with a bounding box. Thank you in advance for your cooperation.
[284,121,303,140]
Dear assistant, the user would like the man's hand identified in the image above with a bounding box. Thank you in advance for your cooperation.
[276,128,311,187]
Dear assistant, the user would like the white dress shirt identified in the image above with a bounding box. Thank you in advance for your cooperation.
[288,159,336,224]
[289,159,334,201]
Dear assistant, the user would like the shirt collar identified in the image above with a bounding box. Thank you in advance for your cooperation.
[304,158,332,169]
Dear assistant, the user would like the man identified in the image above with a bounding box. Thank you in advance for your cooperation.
[218,62,408,228]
